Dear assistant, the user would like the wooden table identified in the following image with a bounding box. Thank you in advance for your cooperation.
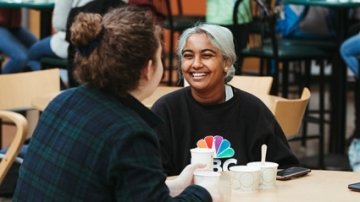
[0,0,55,38]
[170,170,360,201]
[229,170,360,201]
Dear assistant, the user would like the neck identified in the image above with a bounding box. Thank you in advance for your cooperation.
[129,87,148,102]
[191,85,226,105]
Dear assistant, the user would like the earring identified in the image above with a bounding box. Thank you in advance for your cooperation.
[224,67,229,72]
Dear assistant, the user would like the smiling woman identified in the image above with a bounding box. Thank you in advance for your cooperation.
[178,25,236,105]
[151,23,299,177]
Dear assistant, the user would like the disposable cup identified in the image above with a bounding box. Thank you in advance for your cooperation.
[230,165,260,193]
[194,170,221,186]
[190,148,214,171]
[247,161,279,189]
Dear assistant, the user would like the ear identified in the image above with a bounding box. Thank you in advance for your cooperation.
[223,59,232,72]
[141,59,154,82]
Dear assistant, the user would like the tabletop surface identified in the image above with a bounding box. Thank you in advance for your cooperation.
[229,170,360,201]
[0,0,54,9]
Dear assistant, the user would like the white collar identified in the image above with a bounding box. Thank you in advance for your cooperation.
[225,84,233,101]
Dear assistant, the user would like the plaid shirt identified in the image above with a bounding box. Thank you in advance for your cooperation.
[13,86,211,202]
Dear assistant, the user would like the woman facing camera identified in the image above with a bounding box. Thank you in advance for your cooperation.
[13,6,221,202]
[152,24,299,176]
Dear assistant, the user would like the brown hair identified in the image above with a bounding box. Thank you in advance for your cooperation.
[70,5,162,96]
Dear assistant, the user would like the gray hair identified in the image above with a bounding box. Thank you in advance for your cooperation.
[177,23,236,83]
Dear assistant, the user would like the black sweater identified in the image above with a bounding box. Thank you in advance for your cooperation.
[152,86,299,176]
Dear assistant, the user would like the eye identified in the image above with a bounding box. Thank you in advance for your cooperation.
[182,53,193,59]
[202,54,213,59]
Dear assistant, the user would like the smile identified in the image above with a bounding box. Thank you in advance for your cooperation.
[191,72,208,78]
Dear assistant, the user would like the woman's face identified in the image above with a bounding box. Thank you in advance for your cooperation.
[135,45,163,101]
[181,33,227,94]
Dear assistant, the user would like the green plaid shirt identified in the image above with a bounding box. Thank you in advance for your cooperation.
[13,86,211,202]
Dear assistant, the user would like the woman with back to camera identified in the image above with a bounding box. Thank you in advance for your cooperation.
[151,24,299,176]
[13,5,220,201]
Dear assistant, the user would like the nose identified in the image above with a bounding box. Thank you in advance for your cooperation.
[191,56,203,69]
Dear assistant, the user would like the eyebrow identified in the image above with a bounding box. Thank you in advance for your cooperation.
[182,48,217,54]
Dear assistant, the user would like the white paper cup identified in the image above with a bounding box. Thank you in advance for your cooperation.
[194,170,221,186]
[230,165,260,193]
[247,161,279,189]
[219,171,232,202]
[190,148,214,171]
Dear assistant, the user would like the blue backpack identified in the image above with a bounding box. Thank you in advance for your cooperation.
[276,4,336,40]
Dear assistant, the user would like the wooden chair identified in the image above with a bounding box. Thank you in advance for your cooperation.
[0,69,61,111]
[228,75,273,95]
[40,57,68,89]
[0,69,61,145]
[274,87,311,139]
[0,111,28,184]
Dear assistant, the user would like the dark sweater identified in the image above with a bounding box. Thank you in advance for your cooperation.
[152,86,299,176]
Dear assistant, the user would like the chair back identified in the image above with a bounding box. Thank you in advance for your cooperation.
[0,111,28,184]
[0,69,61,111]
[228,75,273,94]
[274,87,311,138]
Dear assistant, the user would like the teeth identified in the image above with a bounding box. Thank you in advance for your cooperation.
[192,72,206,77]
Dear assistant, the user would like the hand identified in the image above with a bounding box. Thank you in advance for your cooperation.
[165,163,205,197]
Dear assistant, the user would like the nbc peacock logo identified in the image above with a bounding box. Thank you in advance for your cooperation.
[196,135,235,158]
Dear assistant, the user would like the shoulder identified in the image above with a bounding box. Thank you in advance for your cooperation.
[230,87,275,118]
[232,87,266,106]
[51,87,155,134]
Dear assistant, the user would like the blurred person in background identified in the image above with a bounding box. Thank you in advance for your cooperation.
[0,8,37,73]
[26,0,95,72]
[340,32,360,172]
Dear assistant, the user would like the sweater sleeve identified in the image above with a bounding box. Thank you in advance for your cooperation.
[247,100,300,169]
[151,97,178,176]
[110,123,211,201]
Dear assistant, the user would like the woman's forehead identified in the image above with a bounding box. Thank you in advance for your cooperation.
[184,33,218,50]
